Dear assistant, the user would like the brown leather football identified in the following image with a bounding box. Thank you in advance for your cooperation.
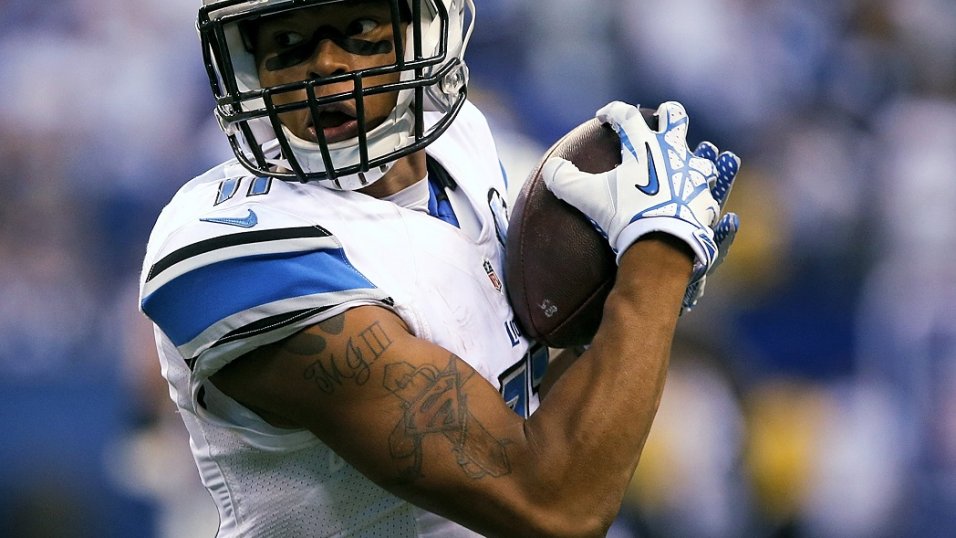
[505,109,657,348]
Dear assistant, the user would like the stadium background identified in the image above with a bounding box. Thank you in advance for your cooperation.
[1,0,955,536]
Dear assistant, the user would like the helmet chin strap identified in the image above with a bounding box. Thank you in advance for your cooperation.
[331,162,393,191]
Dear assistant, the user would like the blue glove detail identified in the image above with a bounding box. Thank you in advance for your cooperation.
[681,141,741,312]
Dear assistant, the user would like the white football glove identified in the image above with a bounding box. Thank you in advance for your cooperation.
[542,101,724,296]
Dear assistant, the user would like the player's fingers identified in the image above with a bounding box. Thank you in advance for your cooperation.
[542,157,592,198]
[541,156,580,185]
[597,101,654,147]
[712,151,740,208]
[715,212,738,246]
[682,276,706,313]
[541,156,614,223]
[597,101,643,128]
[694,141,718,162]
[656,101,689,134]
[711,212,739,271]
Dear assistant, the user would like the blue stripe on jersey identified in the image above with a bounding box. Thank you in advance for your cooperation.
[141,248,376,346]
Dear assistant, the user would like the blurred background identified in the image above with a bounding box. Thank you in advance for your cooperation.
[1,0,955,536]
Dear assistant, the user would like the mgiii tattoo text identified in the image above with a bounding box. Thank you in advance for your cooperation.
[299,320,393,394]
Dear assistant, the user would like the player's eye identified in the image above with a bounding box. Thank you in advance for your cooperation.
[264,31,314,71]
[274,31,306,49]
[344,18,380,37]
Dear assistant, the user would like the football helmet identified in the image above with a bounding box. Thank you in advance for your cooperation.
[198,0,475,189]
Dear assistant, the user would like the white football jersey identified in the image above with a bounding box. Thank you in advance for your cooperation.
[139,101,547,537]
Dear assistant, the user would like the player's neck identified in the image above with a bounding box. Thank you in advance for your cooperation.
[358,151,427,199]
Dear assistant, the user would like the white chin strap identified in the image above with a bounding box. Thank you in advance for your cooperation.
[272,100,416,191]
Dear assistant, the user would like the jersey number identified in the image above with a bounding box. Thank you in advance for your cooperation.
[498,344,548,419]
[214,176,273,205]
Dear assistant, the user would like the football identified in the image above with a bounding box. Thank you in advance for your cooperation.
[505,109,657,348]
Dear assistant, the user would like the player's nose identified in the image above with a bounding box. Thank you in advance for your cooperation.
[308,38,351,79]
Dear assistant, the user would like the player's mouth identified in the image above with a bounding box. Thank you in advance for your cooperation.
[307,107,358,144]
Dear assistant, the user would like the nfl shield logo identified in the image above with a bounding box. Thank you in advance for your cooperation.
[483,259,502,293]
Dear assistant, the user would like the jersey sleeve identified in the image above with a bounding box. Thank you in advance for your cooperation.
[139,215,392,379]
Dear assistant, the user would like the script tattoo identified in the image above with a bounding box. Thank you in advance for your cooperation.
[301,321,393,394]
[383,356,512,482]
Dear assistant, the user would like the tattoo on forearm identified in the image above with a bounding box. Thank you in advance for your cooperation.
[302,321,393,394]
[383,355,512,482]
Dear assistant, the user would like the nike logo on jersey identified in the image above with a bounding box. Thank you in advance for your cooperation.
[200,209,259,228]
[637,141,661,196]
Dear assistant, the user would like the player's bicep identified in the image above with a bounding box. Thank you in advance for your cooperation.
[210,305,527,494]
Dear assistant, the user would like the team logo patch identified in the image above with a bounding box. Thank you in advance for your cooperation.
[483,259,502,293]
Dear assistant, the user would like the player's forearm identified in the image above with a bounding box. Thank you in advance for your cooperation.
[537,347,584,401]
[520,235,691,531]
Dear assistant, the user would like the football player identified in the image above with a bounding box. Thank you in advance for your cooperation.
[138,0,740,536]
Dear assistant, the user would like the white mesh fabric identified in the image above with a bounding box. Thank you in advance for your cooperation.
[198,422,418,537]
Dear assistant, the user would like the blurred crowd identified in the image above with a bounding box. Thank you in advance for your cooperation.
[1,0,955,536]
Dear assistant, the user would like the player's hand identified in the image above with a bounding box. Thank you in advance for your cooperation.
[542,101,721,289]
[681,141,740,312]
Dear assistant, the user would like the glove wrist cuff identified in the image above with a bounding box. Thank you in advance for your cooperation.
[615,218,714,280]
